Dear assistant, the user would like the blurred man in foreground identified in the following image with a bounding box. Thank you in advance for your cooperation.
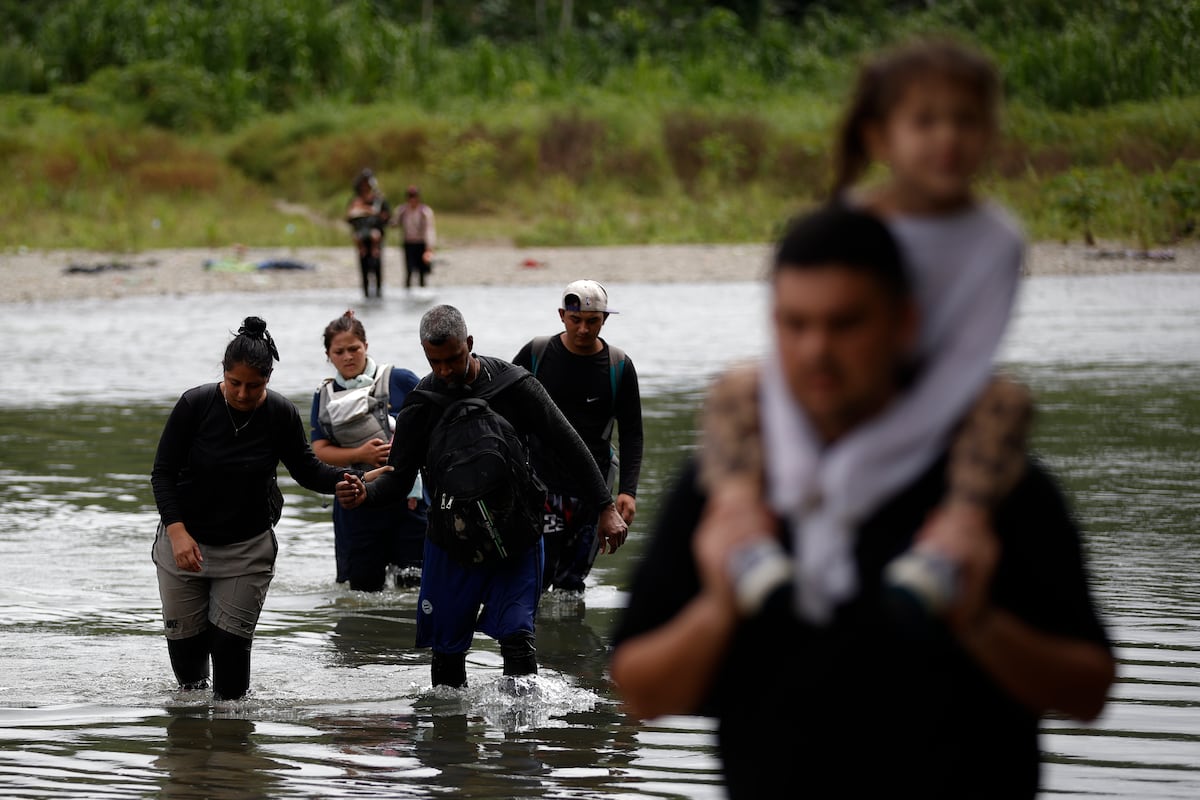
[609,205,1115,799]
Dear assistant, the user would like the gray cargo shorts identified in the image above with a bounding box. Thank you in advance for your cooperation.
[152,523,278,640]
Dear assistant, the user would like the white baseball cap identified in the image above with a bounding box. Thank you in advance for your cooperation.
[561,279,617,314]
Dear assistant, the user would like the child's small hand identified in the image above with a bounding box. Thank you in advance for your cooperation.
[694,479,778,603]
[362,466,393,483]
[914,500,999,630]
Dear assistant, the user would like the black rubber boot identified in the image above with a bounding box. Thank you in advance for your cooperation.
[499,632,537,677]
[209,627,252,701]
[431,651,467,688]
[167,633,210,691]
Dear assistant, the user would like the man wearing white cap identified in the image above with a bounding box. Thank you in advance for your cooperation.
[514,279,644,595]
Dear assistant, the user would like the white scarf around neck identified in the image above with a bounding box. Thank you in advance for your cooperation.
[334,356,378,390]
[757,203,1023,625]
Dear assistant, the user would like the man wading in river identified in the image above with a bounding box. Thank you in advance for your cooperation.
[513,280,644,598]
[609,206,1115,799]
[336,305,628,688]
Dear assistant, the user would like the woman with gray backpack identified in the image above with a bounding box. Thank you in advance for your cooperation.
[310,310,427,591]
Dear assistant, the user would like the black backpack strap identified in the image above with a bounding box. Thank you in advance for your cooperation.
[606,343,626,402]
[411,384,446,407]
[529,335,552,377]
[597,341,627,443]
[412,363,528,408]
[473,363,529,402]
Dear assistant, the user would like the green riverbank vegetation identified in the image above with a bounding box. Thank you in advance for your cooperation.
[2,0,1198,252]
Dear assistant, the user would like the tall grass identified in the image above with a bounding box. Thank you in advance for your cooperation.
[3,87,1197,252]
[2,1,1199,250]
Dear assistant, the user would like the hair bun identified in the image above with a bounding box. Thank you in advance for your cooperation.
[239,316,268,337]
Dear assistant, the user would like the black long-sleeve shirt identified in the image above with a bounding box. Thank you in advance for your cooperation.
[151,384,347,545]
[512,334,644,498]
[365,355,612,514]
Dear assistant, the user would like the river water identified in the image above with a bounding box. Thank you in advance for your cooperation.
[1,273,1198,798]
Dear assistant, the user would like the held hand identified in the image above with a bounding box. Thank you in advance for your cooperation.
[336,472,368,509]
[407,497,419,510]
[167,523,203,573]
[358,438,391,467]
[422,249,433,264]
[597,503,629,554]
[616,493,637,525]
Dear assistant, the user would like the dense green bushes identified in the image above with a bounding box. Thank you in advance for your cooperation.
[7,0,1200,124]
[3,89,1196,251]
[1,0,1198,250]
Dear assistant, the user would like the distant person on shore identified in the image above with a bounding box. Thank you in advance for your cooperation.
[150,317,367,700]
[346,169,391,299]
[395,185,436,290]
[609,206,1115,798]
[512,280,643,597]
[310,310,427,591]
[335,305,628,689]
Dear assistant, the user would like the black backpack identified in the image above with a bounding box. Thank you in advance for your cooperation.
[414,366,546,565]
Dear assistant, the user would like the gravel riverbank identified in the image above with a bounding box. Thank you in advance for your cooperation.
[2,240,1197,304]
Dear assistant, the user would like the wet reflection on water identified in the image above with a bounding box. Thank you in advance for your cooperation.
[1,274,1198,797]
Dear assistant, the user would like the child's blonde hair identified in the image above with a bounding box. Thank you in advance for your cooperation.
[831,37,1002,196]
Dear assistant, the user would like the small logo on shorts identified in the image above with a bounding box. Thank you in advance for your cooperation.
[421,599,433,615]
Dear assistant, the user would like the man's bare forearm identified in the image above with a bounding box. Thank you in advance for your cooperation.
[957,608,1116,722]
[610,590,738,720]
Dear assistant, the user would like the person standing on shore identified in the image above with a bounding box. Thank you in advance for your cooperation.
[512,280,643,596]
[150,316,362,700]
[335,305,628,689]
[310,310,427,591]
[395,185,436,290]
[346,169,391,299]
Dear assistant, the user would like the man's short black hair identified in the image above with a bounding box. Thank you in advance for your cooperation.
[773,204,910,299]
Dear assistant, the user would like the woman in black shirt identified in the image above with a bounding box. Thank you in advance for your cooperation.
[151,316,354,700]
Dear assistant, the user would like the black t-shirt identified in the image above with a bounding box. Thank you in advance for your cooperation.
[512,334,643,497]
[610,455,1112,799]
